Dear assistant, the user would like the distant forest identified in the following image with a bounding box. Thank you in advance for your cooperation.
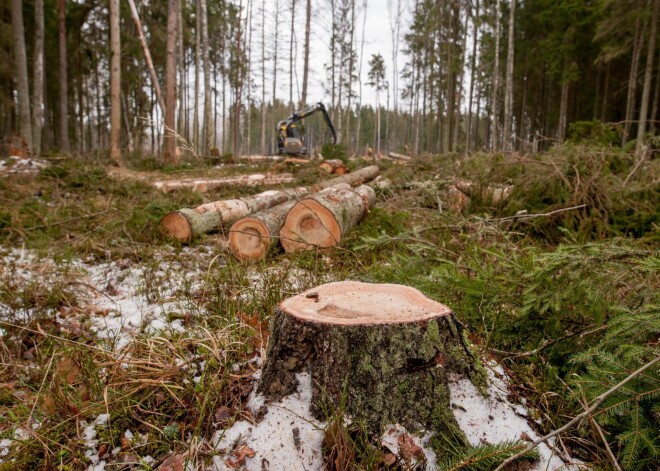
[1,0,658,162]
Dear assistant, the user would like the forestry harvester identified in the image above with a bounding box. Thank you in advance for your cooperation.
[276,103,337,155]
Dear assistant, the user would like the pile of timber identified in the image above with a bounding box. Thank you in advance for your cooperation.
[319,159,348,175]
[153,173,294,193]
[160,165,381,252]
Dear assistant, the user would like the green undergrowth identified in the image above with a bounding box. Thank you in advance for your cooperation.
[0,144,658,469]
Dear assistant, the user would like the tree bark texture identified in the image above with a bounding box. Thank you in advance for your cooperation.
[635,0,659,155]
[201,0,212,153]
[109,0,122,165]
[12,0,32,152]
[164,0,179,164]
[228,200,297,260]
[58,0,70,152]
[301,0,311,107]
[489,0,501,151]
[503,0,516,151]
[127,0,165,117]
[160,187,309,242]
[279,184,376,252]
[32,0,44,155]
[258,281,485,437]
[153,173,294,193]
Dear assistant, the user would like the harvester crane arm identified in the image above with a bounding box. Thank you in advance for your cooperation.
[276,103,336,155]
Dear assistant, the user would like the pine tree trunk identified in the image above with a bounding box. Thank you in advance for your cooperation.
[201,0,212,154]
[177,4,186,146]
[109,0,122,165]
[260,0,267,155]
[58,0,70,152]
[259,281,484,437]
[301,0,311,107]
[32,0,44,155]
[503,0,516,151]
[557,78,569,143]
[623,16,645,145]
[12,0,32,152]
[489,0,501,151]
[164,0,179,164]
[635,0,659,155]
[465,0,479,156]
[193,0,200,149]
[289,0,296,112]
[650,46,660,133]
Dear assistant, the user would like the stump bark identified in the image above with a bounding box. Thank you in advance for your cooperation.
[259,281,484,437]
[160,187,309,242]
[279,185,376,252]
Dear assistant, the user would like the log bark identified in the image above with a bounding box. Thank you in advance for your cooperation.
[153,173,294,193]
[160,187,309,242]
[312,164,380,191]
[259,281,485,437]
[319,159,348,175]
[280,185,376,252]
[228,200,297,261]
[388,151,411,161]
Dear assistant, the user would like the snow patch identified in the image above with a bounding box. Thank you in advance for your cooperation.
[209,372,325,471]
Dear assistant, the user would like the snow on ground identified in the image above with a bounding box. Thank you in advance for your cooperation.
[0,156,48,175]
[209,371,326,471]
[449,363,581,470]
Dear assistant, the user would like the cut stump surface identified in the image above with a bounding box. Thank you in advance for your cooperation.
[259,281,485,439]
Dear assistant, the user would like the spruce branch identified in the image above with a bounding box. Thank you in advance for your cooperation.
[493,354,660,471]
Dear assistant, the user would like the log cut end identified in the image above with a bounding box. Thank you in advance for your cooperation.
[159,211,193,242]
[285,281,452,325]
[228,217,270,260]
[280,199,341,252]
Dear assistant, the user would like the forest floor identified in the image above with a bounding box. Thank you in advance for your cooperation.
[0,144,657,470]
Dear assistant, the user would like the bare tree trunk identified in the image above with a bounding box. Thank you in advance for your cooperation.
[261,0,267,154]
[12,0,32,152]
[164,0,179,163]
[58,0,70,152]
[301,0,311,107]
[355,0,367,153]
[635,0,659,155]
[465,0,479,155]
[489,0,501,151]
[193,0,200,149]
[177,3,186,146]
[32,0,44,155]
[233,0,243,157]
[503,0,516,151]
[201,0,212,154]
[623,16,645,145]
[109,0,122,165]
[557,79,569,143]
[289,0,296,112]
[127,0,165,118]
[650,46,660,133]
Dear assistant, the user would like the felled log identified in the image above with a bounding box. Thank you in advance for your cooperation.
[228,200,297,261]
[153,173,293,193]
[283,157,311,165]
[259,281,484,436]
[389,151,412,161]
[160,187,309,242]
[279,184,376,252]
[312,164,379,191]
[319,159,348,175]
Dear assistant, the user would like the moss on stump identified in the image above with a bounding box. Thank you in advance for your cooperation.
[258,281,486,456]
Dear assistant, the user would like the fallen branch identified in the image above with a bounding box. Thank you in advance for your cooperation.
[25,209,117,231]
[493,354,660,471]
[487,204,587,223]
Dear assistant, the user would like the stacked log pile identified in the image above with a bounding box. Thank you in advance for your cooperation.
[160,166,381,258]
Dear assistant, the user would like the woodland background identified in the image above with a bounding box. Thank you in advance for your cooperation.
[1,0,659,162]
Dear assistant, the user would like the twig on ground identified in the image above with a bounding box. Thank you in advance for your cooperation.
[581,392,622,471]
[493,354,660,471]
[487,204,587,223]
[489,325,606,358]
[25,208,116,231]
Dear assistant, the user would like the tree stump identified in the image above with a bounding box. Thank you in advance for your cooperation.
[259,281,485,439]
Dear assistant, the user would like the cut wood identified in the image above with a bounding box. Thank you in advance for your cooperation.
[312,164,379,191]
[319,159,348,175]
[389,151,412,161]
[279,185,376,252]
[153,173,294,193]
[228,200,297,261]
[160,187,309,242]
[259,281,484,435]
[283,157,311,165]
